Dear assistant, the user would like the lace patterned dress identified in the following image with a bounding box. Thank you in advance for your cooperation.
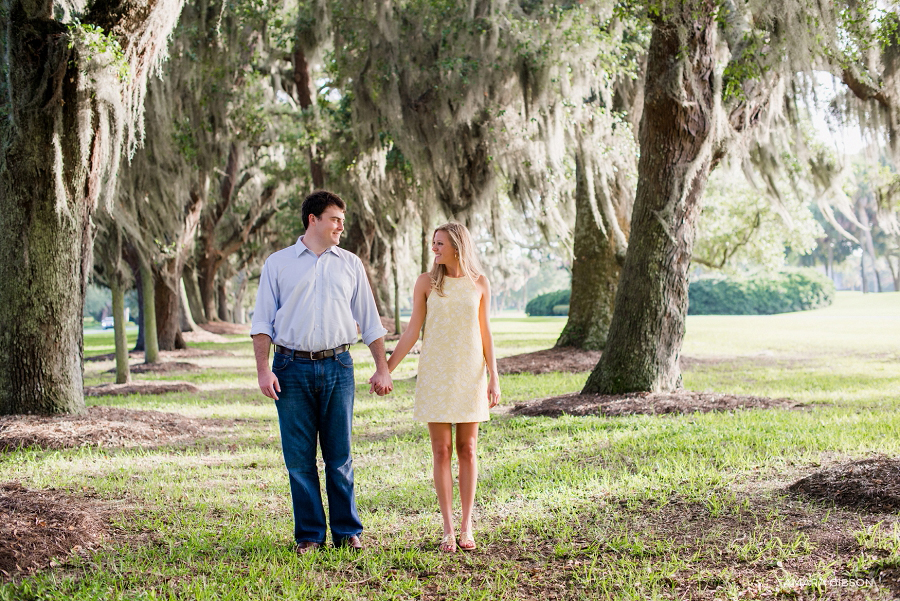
[413,276,489,423]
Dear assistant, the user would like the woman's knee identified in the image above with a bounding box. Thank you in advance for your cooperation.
[456,438,477,463]
[431,442,453,464]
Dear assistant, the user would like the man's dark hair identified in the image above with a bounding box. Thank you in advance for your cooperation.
[302,190,346,229]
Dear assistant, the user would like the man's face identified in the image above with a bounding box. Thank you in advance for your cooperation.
[308,206,345,246]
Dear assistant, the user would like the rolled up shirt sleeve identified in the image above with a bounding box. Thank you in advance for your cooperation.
[249,259,277,339]
[351,258,388,346]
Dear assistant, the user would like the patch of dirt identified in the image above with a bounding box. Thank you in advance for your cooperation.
[789,457,900,512]
[0,406,226,450]
[106,362,201,375]
[386,340,421,355]
[497,348,808,376]
[196,321,250,336]
[0,482,111,581]
[511,391,804,418]
[85,348,233,362]
[180,329,229,343]
[381,317,409,341]
[498,347,602,375]
[84,381,199,397]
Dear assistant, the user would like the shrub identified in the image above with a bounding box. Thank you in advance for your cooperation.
[688,269,835,315]
[526,289,571,316]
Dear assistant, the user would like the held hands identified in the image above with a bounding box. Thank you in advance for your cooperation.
[369,369,393,396]
[258,369,281,400]
[488,376,501,408]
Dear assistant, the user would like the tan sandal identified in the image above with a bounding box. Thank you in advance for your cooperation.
[458,531,476,551]
[439,534,457,553]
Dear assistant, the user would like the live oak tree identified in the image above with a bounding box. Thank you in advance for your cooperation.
[584,0,900,394]
[0,0,184,414]
[305,0,641,333]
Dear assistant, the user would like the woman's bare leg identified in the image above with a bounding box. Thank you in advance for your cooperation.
[428,423,455,549]
[455,422,479,548]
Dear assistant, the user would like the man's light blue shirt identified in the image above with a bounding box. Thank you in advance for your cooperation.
[250,237,387,351]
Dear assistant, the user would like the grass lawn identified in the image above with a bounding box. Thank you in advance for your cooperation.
[2,291,900,599]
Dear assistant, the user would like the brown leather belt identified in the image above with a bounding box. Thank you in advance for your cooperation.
[274,343,351,360]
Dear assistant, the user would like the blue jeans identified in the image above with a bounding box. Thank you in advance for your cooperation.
[272,350,362,545]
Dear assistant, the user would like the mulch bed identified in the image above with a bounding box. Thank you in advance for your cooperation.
[498,347,602,375]
[0,482,110,581]
[512,391,805,418]
[106,362,201,375]
[197,321,250,336]
[0,406,220,451]
[84,381,199,397]
[789,457,900,512]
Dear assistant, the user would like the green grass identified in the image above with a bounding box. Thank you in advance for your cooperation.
[2,291,899,599]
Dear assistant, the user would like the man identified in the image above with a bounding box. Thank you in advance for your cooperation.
[251,189,392,554]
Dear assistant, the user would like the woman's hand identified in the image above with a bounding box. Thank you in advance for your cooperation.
[487,375,501,408]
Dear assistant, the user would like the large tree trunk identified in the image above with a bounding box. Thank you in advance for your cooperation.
[583,13,717,394]
[0,18,92,415]
[0,0,183,415]
[155,267,186,350]
[555,152,625,350]
[182,262,207,325]
[0,116,90,412]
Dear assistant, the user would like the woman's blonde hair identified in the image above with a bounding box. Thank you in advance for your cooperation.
[429,222,484,296]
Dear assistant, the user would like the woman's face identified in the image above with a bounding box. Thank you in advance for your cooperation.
[432,230,457,266]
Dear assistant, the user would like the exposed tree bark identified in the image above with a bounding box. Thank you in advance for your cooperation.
[392,245,402,333]
[292,46,325,188]
[421,225,431,275]
[857,196,883,292]
[94,220,133,382]
[0,0,183,414]
[155,271,186,350]
[180,278,197,332]
[344,216,386,314]
[196,142,281,322]
[182,262,207,325]
[583,11,719,394]
[232,270,249,324]
[555,152,626,350]
[110,276,130,384]
[154,189,202,350]
[140,262,160,363]
[217,277,230,322]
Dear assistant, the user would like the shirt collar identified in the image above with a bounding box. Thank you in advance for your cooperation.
[295,236,338,257]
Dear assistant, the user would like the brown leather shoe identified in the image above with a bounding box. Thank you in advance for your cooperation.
[295,541,321,555]
[337,535,363,551]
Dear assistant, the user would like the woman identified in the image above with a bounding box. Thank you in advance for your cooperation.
[387,222,501,553]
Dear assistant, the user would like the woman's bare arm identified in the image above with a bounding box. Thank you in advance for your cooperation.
[477,276,501,407]
[387,273,430,373]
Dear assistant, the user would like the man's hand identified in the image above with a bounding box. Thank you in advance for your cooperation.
[258,369,281,400]
[368,369,393,396]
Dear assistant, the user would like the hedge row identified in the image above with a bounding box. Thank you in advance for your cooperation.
[525,269,834,317]
[525,289,571,316]
[688,269,835,315]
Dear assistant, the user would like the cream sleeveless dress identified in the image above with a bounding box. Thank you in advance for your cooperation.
[413,276,489,423]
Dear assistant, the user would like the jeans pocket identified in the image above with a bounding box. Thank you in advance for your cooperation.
[272,352,290,372]
[335,351,353,369]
